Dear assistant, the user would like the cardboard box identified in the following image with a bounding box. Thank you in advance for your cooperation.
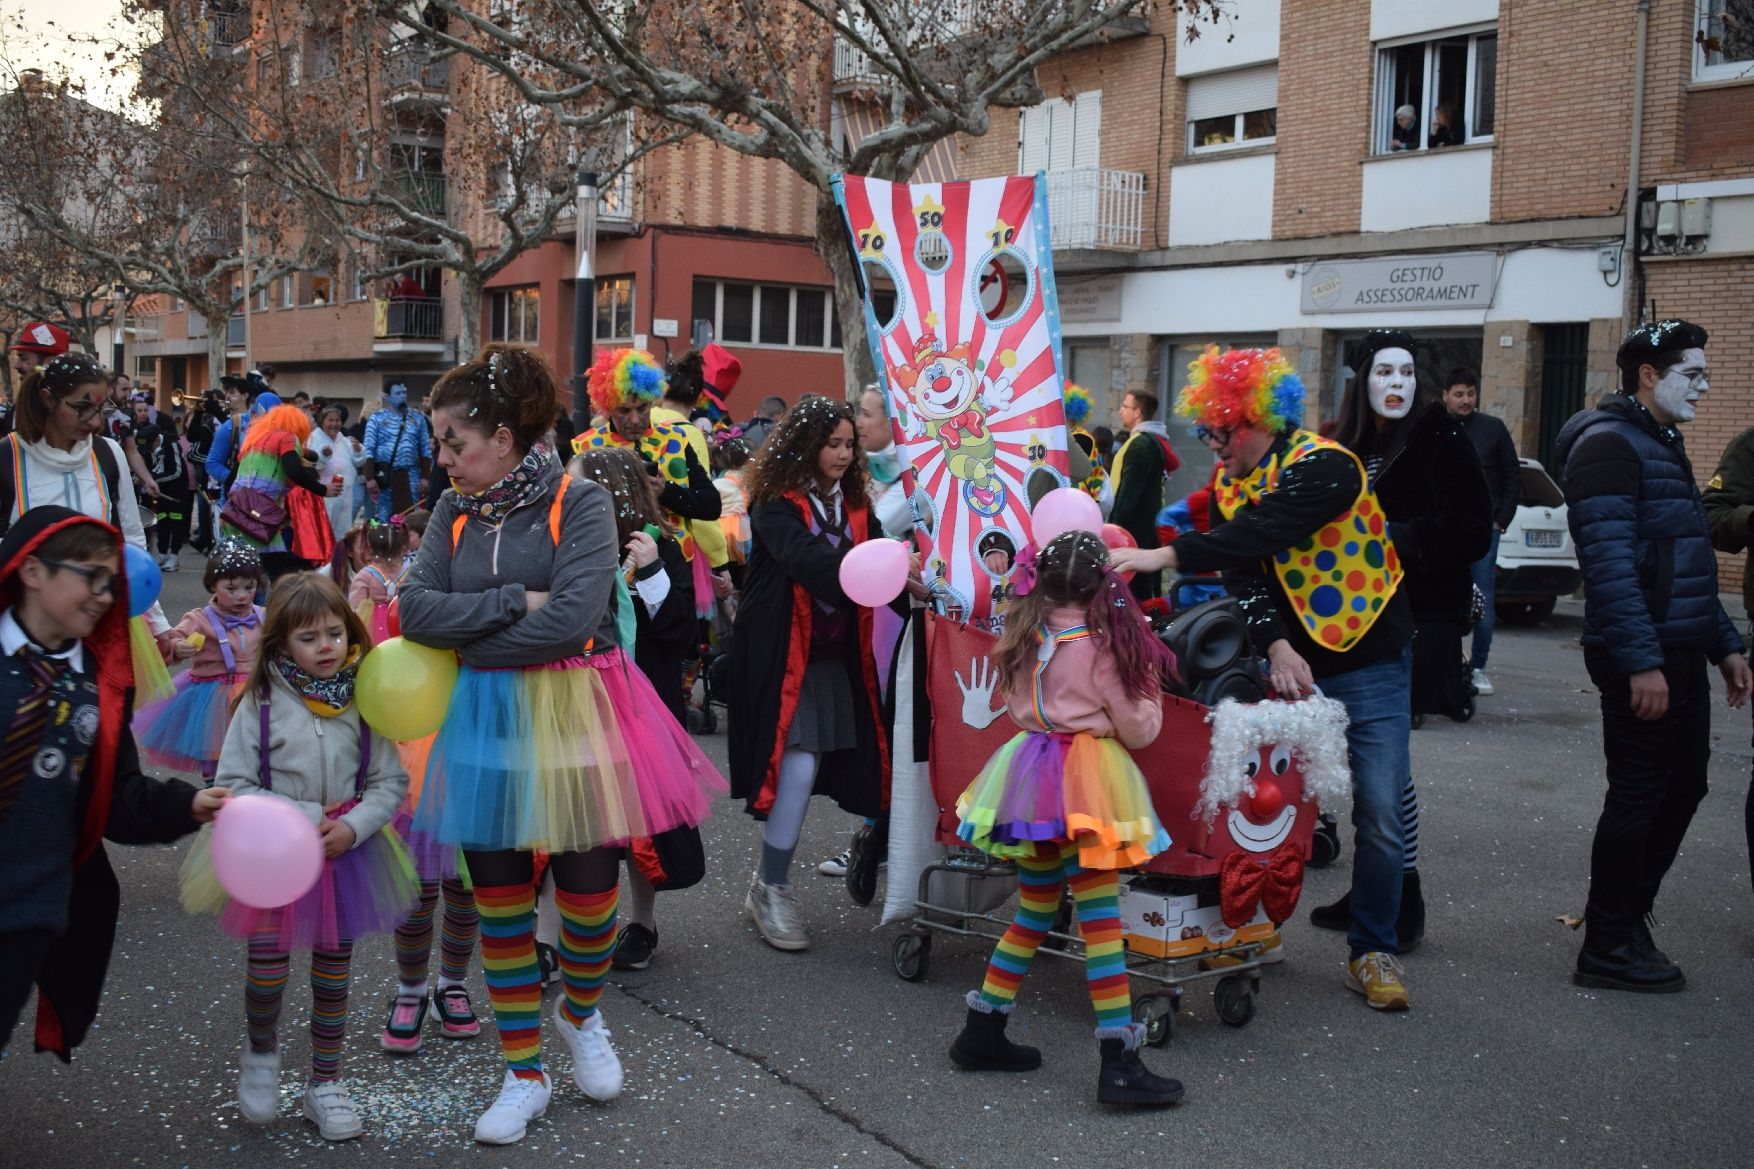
[1118,879,1274,959]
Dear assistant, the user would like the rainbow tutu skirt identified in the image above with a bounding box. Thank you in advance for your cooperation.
[956,731,1170,871]
[135,673,239,776]
[411,648,727,853]
[180,819,421,951]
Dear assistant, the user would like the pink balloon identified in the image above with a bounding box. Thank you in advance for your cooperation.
[1030,487,1104,545]
[839,538,910,608]
[210,793,324,910]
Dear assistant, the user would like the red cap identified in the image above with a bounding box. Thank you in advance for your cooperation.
[701,343,742,402]
[9,321,70,355]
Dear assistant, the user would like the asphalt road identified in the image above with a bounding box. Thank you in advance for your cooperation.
[3,559,1751,1169]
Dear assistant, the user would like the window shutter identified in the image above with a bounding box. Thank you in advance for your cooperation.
[1019,105,1050,174]
[1072,91,1102,170]
[1045,99,1073,170]
[1185,63,1278,121]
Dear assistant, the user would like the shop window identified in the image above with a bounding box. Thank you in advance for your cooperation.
[693,279,849,350]
[1696,0,1754,82]
[1186,65,1278,154]
[594,275,634,343]
[490,286,540,343]
[1375,28,1496,154]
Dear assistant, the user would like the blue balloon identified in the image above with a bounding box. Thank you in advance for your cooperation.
[123,543,161,618]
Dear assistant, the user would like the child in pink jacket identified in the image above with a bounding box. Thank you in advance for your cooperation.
[948,530,1184,1108]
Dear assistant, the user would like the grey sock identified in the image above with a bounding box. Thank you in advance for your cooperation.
[761,842,795,887]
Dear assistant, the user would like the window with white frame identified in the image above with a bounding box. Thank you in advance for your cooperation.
[1696,1,1754,82]
[256,282,269,311]
[489,286,540,343]
[594,275,634,343]
[1186,65,1278,153]
[1018,90,1101,173]
[281,273,295,308]
[692,279,865,350]
[350,256,367,302]
[1374,27,1496,154]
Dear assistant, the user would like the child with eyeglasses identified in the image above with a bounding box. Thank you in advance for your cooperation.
[0,506,227,1061]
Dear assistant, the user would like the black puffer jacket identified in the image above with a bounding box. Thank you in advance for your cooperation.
[1368,402,1493,622]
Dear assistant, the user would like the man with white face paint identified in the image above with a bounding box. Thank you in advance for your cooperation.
[1557,320,1751,993]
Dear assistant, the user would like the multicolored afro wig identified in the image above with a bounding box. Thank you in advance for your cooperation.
[1063,382,1093,427]
[588,347,667,416]
[1176,345,1305,435]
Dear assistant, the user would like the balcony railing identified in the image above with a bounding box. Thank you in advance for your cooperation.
[1045,167,1146,251]
[385,47,450,93]
[389,171,447,218]
[597,169,635,221]
[376,298,442,340]
[208,5,249,49]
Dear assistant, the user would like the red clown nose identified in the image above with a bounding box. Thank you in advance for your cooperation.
[1247,778,1285,821]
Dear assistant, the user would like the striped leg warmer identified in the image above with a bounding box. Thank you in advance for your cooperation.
[308,945,353,1083]
[555,887,618,1027]
[1067,866,1131,1032]
[245,929,289,1055]
[475,882,544,1079]
[976,842,1065,1010]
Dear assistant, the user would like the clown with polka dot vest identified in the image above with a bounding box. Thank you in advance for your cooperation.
[1111,344,1424,1013]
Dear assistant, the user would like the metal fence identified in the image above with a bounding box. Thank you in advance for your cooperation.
[379,299,442,339]
[385,48,450,91]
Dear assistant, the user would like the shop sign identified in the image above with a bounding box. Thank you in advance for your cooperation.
[1057,274,1122,323]
[1302,252,1496,314]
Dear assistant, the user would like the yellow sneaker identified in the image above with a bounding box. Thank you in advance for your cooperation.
[1346,951,1410,1011]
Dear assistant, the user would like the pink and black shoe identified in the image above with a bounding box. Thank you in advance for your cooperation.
[381,992,428,1054]
[436,985,481,1038]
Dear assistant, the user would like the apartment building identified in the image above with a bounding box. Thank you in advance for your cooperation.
[949,0,1752,519]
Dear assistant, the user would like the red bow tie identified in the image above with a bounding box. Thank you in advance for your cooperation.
[938,408,987,450]
[1218,843,1306,929]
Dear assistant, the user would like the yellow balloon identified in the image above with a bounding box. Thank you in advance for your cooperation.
[357,637,458,742]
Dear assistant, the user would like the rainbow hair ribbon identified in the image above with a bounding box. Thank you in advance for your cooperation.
[588,348,667,415]
[1175,345,1305,435]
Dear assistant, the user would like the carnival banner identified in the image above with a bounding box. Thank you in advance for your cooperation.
[834,172,1072,631]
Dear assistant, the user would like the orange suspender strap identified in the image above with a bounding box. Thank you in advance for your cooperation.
[450,512,466,548]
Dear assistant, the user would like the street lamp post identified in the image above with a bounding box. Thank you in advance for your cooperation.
[571,163,599,435]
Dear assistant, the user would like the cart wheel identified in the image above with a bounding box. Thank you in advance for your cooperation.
[1455,695,1476,723]
[1410,712,1426,730]
[1309,816,1342,869]
[892,932,931,982]
[1214,976,1257,1027]
[1133,996,1174,1047]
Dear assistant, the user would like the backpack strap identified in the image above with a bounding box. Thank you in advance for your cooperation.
[549,473,571,542]
[256,692,274,791]
[91,436,122,523]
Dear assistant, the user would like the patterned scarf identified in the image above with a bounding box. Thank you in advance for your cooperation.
[452,443,553,525]
[274,645,361,715]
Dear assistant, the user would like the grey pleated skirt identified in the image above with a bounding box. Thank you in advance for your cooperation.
[786,658,861,752]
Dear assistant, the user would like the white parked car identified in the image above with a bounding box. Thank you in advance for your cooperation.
[1495,458,1581,625]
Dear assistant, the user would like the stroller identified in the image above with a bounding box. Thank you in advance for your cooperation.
[892,605,1343,1045]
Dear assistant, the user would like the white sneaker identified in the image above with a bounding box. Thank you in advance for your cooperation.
[552,1005,623,1101]
[474,1069,552,1145]
[237,1045,281,1123]
[1470,668,1493,696]
[745,870,810,951]
[817,848,852,877]
[301,1080,364,1141]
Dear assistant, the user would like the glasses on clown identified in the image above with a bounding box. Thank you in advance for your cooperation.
[1193,424,1234,447]
[58,396,106,421]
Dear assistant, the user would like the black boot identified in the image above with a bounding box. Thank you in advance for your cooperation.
[1097,1036,1184,1107]
[846,819,885,907]
[1574,929,1685,994]
[949,1002,1041,1072]
[1396,870,1425,954]
[1309,890,1351,932]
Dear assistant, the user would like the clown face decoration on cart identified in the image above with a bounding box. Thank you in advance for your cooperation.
[834,173,1073,630]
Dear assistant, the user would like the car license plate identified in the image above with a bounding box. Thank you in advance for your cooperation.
[1524,529,1563,548]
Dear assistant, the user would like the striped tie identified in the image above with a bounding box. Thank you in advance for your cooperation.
[0,651,68,818]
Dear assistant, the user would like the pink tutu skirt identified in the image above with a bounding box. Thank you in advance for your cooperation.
[135,673,240,776]
[180,820,422,951]
[413,648,726,853]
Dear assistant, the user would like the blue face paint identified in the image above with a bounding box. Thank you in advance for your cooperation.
[386,384,408,408]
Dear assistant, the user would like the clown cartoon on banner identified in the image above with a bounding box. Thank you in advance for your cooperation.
[834,173,1072,632]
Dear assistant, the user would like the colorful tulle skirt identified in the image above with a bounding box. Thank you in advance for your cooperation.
[956,731,1171,871]
[356,598,393,647]
[135,673,240,776]
[180,820,422,951]
[412,648,726,853]
[129,616,175,707]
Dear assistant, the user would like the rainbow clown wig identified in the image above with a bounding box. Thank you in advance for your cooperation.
[588,347,667,415]
[1175,345,1305,435]
[1062,383,1093,428]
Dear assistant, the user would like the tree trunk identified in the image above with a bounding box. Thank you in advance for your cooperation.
[206,317,230,388]
[455,274,482,362]
[816,193,876,400]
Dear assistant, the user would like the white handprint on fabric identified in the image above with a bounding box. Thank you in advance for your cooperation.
[954,656,1006,730]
